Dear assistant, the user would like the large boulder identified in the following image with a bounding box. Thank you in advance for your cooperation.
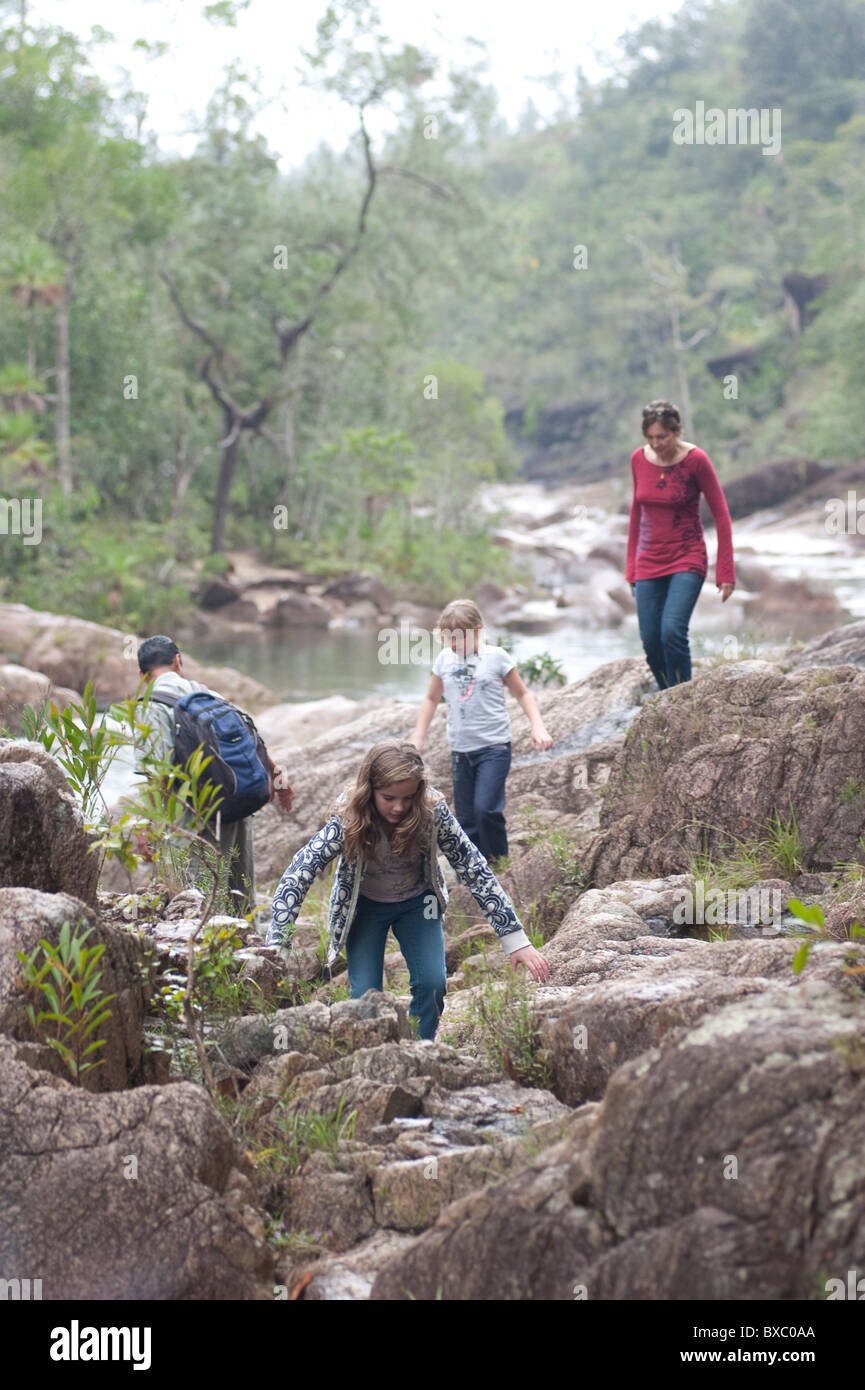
[707,457,828,521]
[0,664,79,735]
[0,742,99,905]
[233,1000,577,1296]
[215,990,413,1073]
[0,602,274,709]
[784,618,865,672]
[0,888,155,1091]
[370,1105,606,1301]
[502,658,651,823]
[371,980,865,1300]
[533,876,862,1105]
[197,577,242,610]
[583,662,865,885]
[265,593,333,628]
[585,981,865,1300]
[741,574,844,637]
[0,1037,273,1298]
[322,571,394,612]
[255,695,394,750]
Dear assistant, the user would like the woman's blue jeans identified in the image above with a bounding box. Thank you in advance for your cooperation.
[634,570,704,688]
[450,741,511,862]
[346,891,447,1040]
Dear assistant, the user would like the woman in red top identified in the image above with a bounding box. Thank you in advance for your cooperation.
[626,400,736,688]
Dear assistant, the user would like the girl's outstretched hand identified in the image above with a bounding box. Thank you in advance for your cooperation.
[530,725,553,751]
[508,944,551,983]
[718,582,735,603]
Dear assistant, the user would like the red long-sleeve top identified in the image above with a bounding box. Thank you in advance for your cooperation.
[625,446,735,585]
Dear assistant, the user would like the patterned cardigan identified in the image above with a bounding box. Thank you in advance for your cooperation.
[266,786,530,967]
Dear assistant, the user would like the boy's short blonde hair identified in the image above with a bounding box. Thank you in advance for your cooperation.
[436,599,484,636]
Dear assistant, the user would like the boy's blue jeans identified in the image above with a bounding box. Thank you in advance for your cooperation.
[634,570,704,688]
[450,741,511,862]
[346,891,447,1040]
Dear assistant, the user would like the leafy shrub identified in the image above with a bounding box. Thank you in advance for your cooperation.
[15,921,116,1082]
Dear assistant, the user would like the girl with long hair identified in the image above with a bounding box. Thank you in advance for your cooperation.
[267,741,550,1040]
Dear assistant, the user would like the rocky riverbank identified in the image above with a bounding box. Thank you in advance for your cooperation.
[181,454,865,660]
[1,611,865,1299]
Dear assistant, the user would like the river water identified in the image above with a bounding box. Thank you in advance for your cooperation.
[191,624,647,703]
[192,477,865,703]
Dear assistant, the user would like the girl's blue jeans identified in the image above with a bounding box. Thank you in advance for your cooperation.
[346,891,447,1040]
[450,741,512,862]
[634,570,704,688]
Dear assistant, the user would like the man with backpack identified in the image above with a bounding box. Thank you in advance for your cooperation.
[133,635,293,918]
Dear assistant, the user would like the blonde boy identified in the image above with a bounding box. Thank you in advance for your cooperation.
[412,599,552,864]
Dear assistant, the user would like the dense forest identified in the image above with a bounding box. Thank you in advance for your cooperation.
[1,0,864,630]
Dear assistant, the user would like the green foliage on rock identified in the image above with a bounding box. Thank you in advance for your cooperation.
[15,921,116,1082]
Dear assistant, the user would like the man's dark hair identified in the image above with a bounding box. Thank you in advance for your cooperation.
[138,635,179,675]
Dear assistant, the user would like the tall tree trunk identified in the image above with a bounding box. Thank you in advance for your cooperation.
[211,407,239,553]
[171,403,208,532]
[55,274,72,498]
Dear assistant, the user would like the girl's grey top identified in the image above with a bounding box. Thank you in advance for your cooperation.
[432,644,516,752]
[358,825,431,902]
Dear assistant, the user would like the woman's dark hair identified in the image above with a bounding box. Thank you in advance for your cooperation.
[641,399,682,435]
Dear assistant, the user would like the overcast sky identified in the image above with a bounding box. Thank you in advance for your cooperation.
[30,0,683,166]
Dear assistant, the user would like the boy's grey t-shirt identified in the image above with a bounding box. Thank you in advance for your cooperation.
[432,644,516,752]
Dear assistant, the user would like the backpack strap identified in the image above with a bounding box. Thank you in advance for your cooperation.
[148,693,179,707]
